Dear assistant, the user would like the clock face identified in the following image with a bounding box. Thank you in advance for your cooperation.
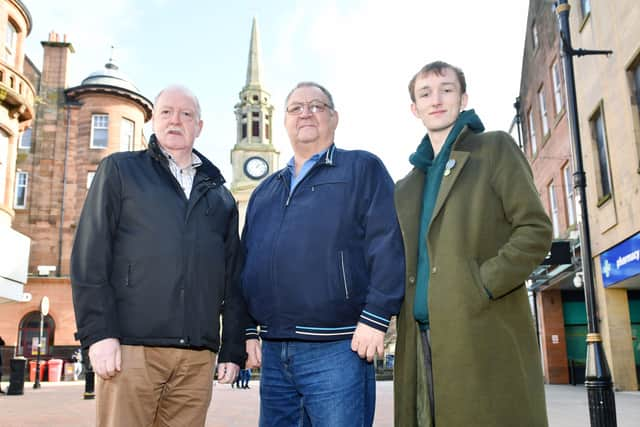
[244,156,269,180]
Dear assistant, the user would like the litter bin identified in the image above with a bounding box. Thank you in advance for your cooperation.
[29,359,46,382]
[7,357,27,395]
[48,359,63,382]
[63,361,75,381]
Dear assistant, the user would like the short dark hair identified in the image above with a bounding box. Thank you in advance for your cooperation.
[408,61,466,102]
[285,81,335,109]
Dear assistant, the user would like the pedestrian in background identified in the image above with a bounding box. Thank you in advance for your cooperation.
[0,336,5,393]
[241,368,251,389]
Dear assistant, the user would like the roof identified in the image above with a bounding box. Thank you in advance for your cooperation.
[81,61,139,93]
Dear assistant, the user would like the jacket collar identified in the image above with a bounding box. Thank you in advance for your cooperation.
[278,143,337,179]
[147,134,225,186]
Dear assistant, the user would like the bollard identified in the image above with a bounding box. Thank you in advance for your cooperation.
[82,348,95,400]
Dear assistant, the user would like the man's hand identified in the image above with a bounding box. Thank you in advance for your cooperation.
[217,362,240,384]
[245,339,262,369]
[88,338,121,380]
[351,322,385,362]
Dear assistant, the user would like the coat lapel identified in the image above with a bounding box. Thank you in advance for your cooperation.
[430,150,469,226]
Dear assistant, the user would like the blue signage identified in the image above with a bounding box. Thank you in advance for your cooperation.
[600,232,640,287]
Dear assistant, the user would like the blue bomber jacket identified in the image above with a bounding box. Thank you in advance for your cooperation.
[241,145,405,341]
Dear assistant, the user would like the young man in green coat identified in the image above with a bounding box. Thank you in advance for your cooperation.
[393,61,553,427]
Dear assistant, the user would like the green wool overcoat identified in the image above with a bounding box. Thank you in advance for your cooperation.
[393,129,552,427]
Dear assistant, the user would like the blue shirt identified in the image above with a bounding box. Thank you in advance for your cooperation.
[286,149,327,195]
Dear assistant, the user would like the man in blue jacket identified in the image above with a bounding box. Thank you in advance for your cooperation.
[242,82,405,427]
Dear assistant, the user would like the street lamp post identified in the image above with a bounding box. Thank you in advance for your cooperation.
[555,1,616,426]
[34,296,49,389]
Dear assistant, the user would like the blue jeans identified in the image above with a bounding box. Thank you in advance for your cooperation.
[259,339,376,427]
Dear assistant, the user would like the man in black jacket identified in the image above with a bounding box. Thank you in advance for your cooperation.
[71,85,247,427]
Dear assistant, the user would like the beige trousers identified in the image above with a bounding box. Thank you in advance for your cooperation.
[96,345,216,427]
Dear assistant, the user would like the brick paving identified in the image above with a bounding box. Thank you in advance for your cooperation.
[1,380,639,426]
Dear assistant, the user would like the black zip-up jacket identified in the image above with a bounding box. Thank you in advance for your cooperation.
[71,136,247,365]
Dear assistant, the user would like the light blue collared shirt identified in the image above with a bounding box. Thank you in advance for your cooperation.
[286,149,327,195]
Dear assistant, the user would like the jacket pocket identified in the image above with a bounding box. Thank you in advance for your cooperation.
[111,261,134,289]
[467,258,492,299]
[467,258,524,301]
[338,250,351,300]
[125,263,132,287]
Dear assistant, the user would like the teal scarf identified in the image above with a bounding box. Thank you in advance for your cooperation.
[412,110,484,329]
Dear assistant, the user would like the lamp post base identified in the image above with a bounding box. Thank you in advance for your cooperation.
[586,381,617,426]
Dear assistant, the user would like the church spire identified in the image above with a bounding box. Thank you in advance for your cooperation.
[246,17,262,88]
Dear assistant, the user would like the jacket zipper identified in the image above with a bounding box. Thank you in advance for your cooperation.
[340,251,349,299]
[284,159,329,207]
[125,264,131,287]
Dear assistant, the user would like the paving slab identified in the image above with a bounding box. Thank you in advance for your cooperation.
[1,380,638,426]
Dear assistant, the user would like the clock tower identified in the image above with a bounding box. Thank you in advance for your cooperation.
[231,17,279,230]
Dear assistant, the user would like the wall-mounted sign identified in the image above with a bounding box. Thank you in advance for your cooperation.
[600,232,640,288]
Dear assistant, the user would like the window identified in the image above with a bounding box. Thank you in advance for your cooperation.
[19,128,32,149]
[17,312,54,357]
[548,182,560,238]
[563,165,576,226]
[241,113,247,139]
[252,112,260,137]
[538,87,549,136]
[90,114,109,148]
[120,118,135,152]
[580,0,591,19]
[14,171,28,208]
[532,22,539,50]
[0,131,7,203]
[551,61,564,115]
[528,109,538,156]
[4,21,17,64]
[87,171,96,189]
[633,63,640,118]
[590,108,612,199]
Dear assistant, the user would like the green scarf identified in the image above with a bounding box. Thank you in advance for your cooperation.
[411,110,484,329]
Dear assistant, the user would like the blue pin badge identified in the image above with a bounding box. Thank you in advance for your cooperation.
[444,159,456,177]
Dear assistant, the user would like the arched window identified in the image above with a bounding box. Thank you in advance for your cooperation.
[17,311,55,357]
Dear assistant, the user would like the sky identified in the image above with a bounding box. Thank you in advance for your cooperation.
[23,0,530,181]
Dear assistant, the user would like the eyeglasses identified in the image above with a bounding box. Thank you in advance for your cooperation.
[285,102,332,115]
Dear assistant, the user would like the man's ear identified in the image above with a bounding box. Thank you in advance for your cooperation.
[195,119,204,137]
[460,93,469,111]
[410,103,419,118]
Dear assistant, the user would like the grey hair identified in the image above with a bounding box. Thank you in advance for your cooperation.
[284,81,335,109]
[154,84,202,119]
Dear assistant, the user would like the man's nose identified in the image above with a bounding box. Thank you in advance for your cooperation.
[299,105,313,117]
[169,110,182,122]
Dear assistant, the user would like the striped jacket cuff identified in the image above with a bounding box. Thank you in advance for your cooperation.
[359,309,390,332]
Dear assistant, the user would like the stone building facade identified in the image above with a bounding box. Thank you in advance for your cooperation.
[0,27,151,364]
[520,0,640,390]
[0,0,34,304]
